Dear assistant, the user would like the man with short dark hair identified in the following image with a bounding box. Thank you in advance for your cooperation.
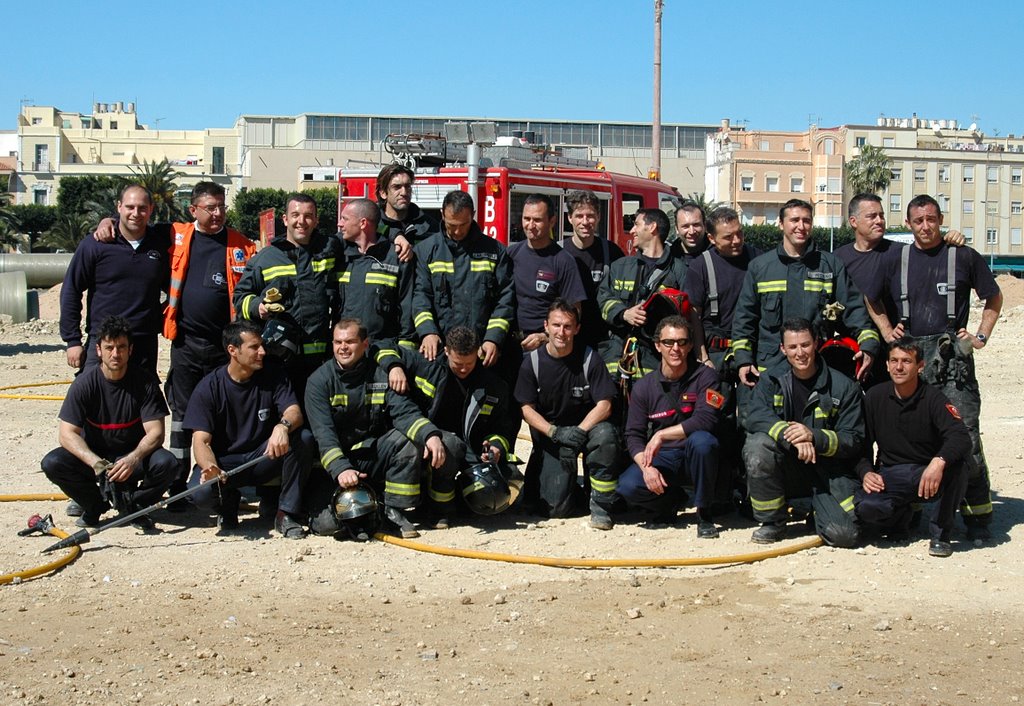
[508,193,588,352]
[672,200,710,262]
[183,320,313,538]
[42,316,176,531]
[559,190,625,354]
[235,193,343,399]
[617,316,723,536]
[60,185,169,377]
[743,318,864,547]
[598,207,695,379]
[515,300,621,525]
[854,339,970,557]
[413,190,515,370]
[304,319,445,538]
[402,326,521,524]
[869,194,1002,541]
[732,199,880,392]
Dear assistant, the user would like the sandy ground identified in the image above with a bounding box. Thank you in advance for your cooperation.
[1,278,1023,705]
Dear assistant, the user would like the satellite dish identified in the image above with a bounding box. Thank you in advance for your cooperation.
[969,123,978,132]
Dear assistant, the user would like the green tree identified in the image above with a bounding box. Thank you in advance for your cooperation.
[227,187,339,240]
[56,175,124,217]
[6,204,59,251]
[128,158,187,222]
[39,213,93,252]
[685,191,724,213]
[845,144,891,196]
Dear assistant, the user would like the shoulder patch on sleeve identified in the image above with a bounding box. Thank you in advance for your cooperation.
[706,389,726,410]
[946,403,961,420]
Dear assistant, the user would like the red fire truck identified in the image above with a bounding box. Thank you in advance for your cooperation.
[336,132,686,253]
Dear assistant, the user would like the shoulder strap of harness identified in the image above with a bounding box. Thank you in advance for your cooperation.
[601,238,610,282]
[531,346,592,393]
[946,245,956,328]
[702,249,718,319]
[899,245,911,325]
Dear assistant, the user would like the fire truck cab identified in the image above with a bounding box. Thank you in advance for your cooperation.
[337,131,686,253]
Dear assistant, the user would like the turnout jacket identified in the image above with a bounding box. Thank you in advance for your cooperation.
[731,243,880,370]
[624,362,721,459]
[234,233,342,357]
[304,356,440,480]
[404,352,518,461]
[744,358,864,466]
[412,222,515,348]
[379,202,437,245]
[338,232,415,363]
[598,247,689,339]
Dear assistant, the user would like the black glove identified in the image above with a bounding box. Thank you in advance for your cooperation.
[551,425,588,451]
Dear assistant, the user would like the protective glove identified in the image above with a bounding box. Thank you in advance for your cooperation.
[262,287,286,314]
[92,459,114,476]
[550,425,588,451]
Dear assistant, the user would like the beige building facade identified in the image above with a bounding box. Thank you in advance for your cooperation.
[706,116,1024,258]
[14,104,241,206]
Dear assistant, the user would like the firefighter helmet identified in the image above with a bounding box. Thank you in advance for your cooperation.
[818,335,862,380]
[640,287,692,340]
[261,317,302,361]
[459,463,519,515]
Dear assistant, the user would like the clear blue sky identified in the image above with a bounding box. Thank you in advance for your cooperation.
[6,0,1023,135]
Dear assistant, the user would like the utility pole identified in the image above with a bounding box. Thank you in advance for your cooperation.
[650,0,663,181]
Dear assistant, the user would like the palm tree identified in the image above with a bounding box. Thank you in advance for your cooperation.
[129,158,187,222]
[40,213,92,252]
[685,191,724,213]
[0,194,23,251]
[846,144,891,195]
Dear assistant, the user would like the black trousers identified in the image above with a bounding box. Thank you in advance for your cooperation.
[41,446,177,516]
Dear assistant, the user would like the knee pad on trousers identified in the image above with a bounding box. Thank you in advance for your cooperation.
[309,506,341,536]
[819,521,860,548]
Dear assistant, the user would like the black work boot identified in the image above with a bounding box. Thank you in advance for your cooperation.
[385,506,419,539]
[751,521,786,544]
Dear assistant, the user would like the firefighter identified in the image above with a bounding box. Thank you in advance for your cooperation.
[731,198,880,399]
[375,163,437,245]
[559,189,624,355]
[304,319,446,539]
[508,193,588,353]
[854,338,970,557]
[616,315,724,536]
[402,326,521,524]
[234,193,342,401]
[337,197,414,371]
[412,190,516,372]
[743,318,864,547]
[672,199,710,264]
[60,184,169,378]
[515,300,622,526]
[597,208,697,380]
[867,194,1002,542]
[41,316,176,532]
[183,321,313,539]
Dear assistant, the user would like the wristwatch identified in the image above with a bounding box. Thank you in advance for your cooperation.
[975,332,988,344]
[278,418,293,430]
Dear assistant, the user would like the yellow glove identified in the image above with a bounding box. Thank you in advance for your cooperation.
[262,288,286,314]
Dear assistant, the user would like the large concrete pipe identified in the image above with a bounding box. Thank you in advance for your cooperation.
[0,270,39,323]
[0,254,74,288]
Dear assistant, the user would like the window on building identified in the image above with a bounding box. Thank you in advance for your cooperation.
[766,176,779,192]
[760,140,770,151]
[33,189,47,205]
[987,228,998,244]
[1013,168,1023,185]
[988,166,999,183]
[110,120,118,129]
[740,176,753,192]
[962,227,974,243]
[1012,201,1022,215]
[211,146,225,175]
[939,164,950,182]
[891,168,902,181]
[1012,228,1022,246]
[890,194,901,213]
[823,138,835,155]
[81,118,92,129]
[302,173,313,181]
[963,165,974,183]
[963,200,974,214]
[914,167,926,182]
[986,201,998,215]
[62,119,71,129]
[784,142,794,152]
[938,194,949,212]
[31,117,42,125]
[855,136,867,147]
[883,137,895,147]
[828,177,841,193]
[790,177,804,193]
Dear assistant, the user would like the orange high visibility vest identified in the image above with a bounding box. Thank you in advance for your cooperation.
[163,223,257,340]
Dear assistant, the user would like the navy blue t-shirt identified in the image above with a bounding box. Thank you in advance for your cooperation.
[183,364,298,457]
[58,364,169,458]
[879,242,1000,335]
[834,239,899,326]
[684,244,760,334]
[178,228,231,341]
[561,237,625,346]
[508,241,587,334]
[514,345,617,426]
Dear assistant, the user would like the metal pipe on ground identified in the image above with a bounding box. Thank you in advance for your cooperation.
[0,271,39,323]
[0,254,73,288]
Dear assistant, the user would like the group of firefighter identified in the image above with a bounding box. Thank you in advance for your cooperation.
[46,162,1002,556]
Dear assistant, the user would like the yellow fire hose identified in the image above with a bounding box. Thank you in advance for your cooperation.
[0,380,71,401]
[0,505,81,585]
